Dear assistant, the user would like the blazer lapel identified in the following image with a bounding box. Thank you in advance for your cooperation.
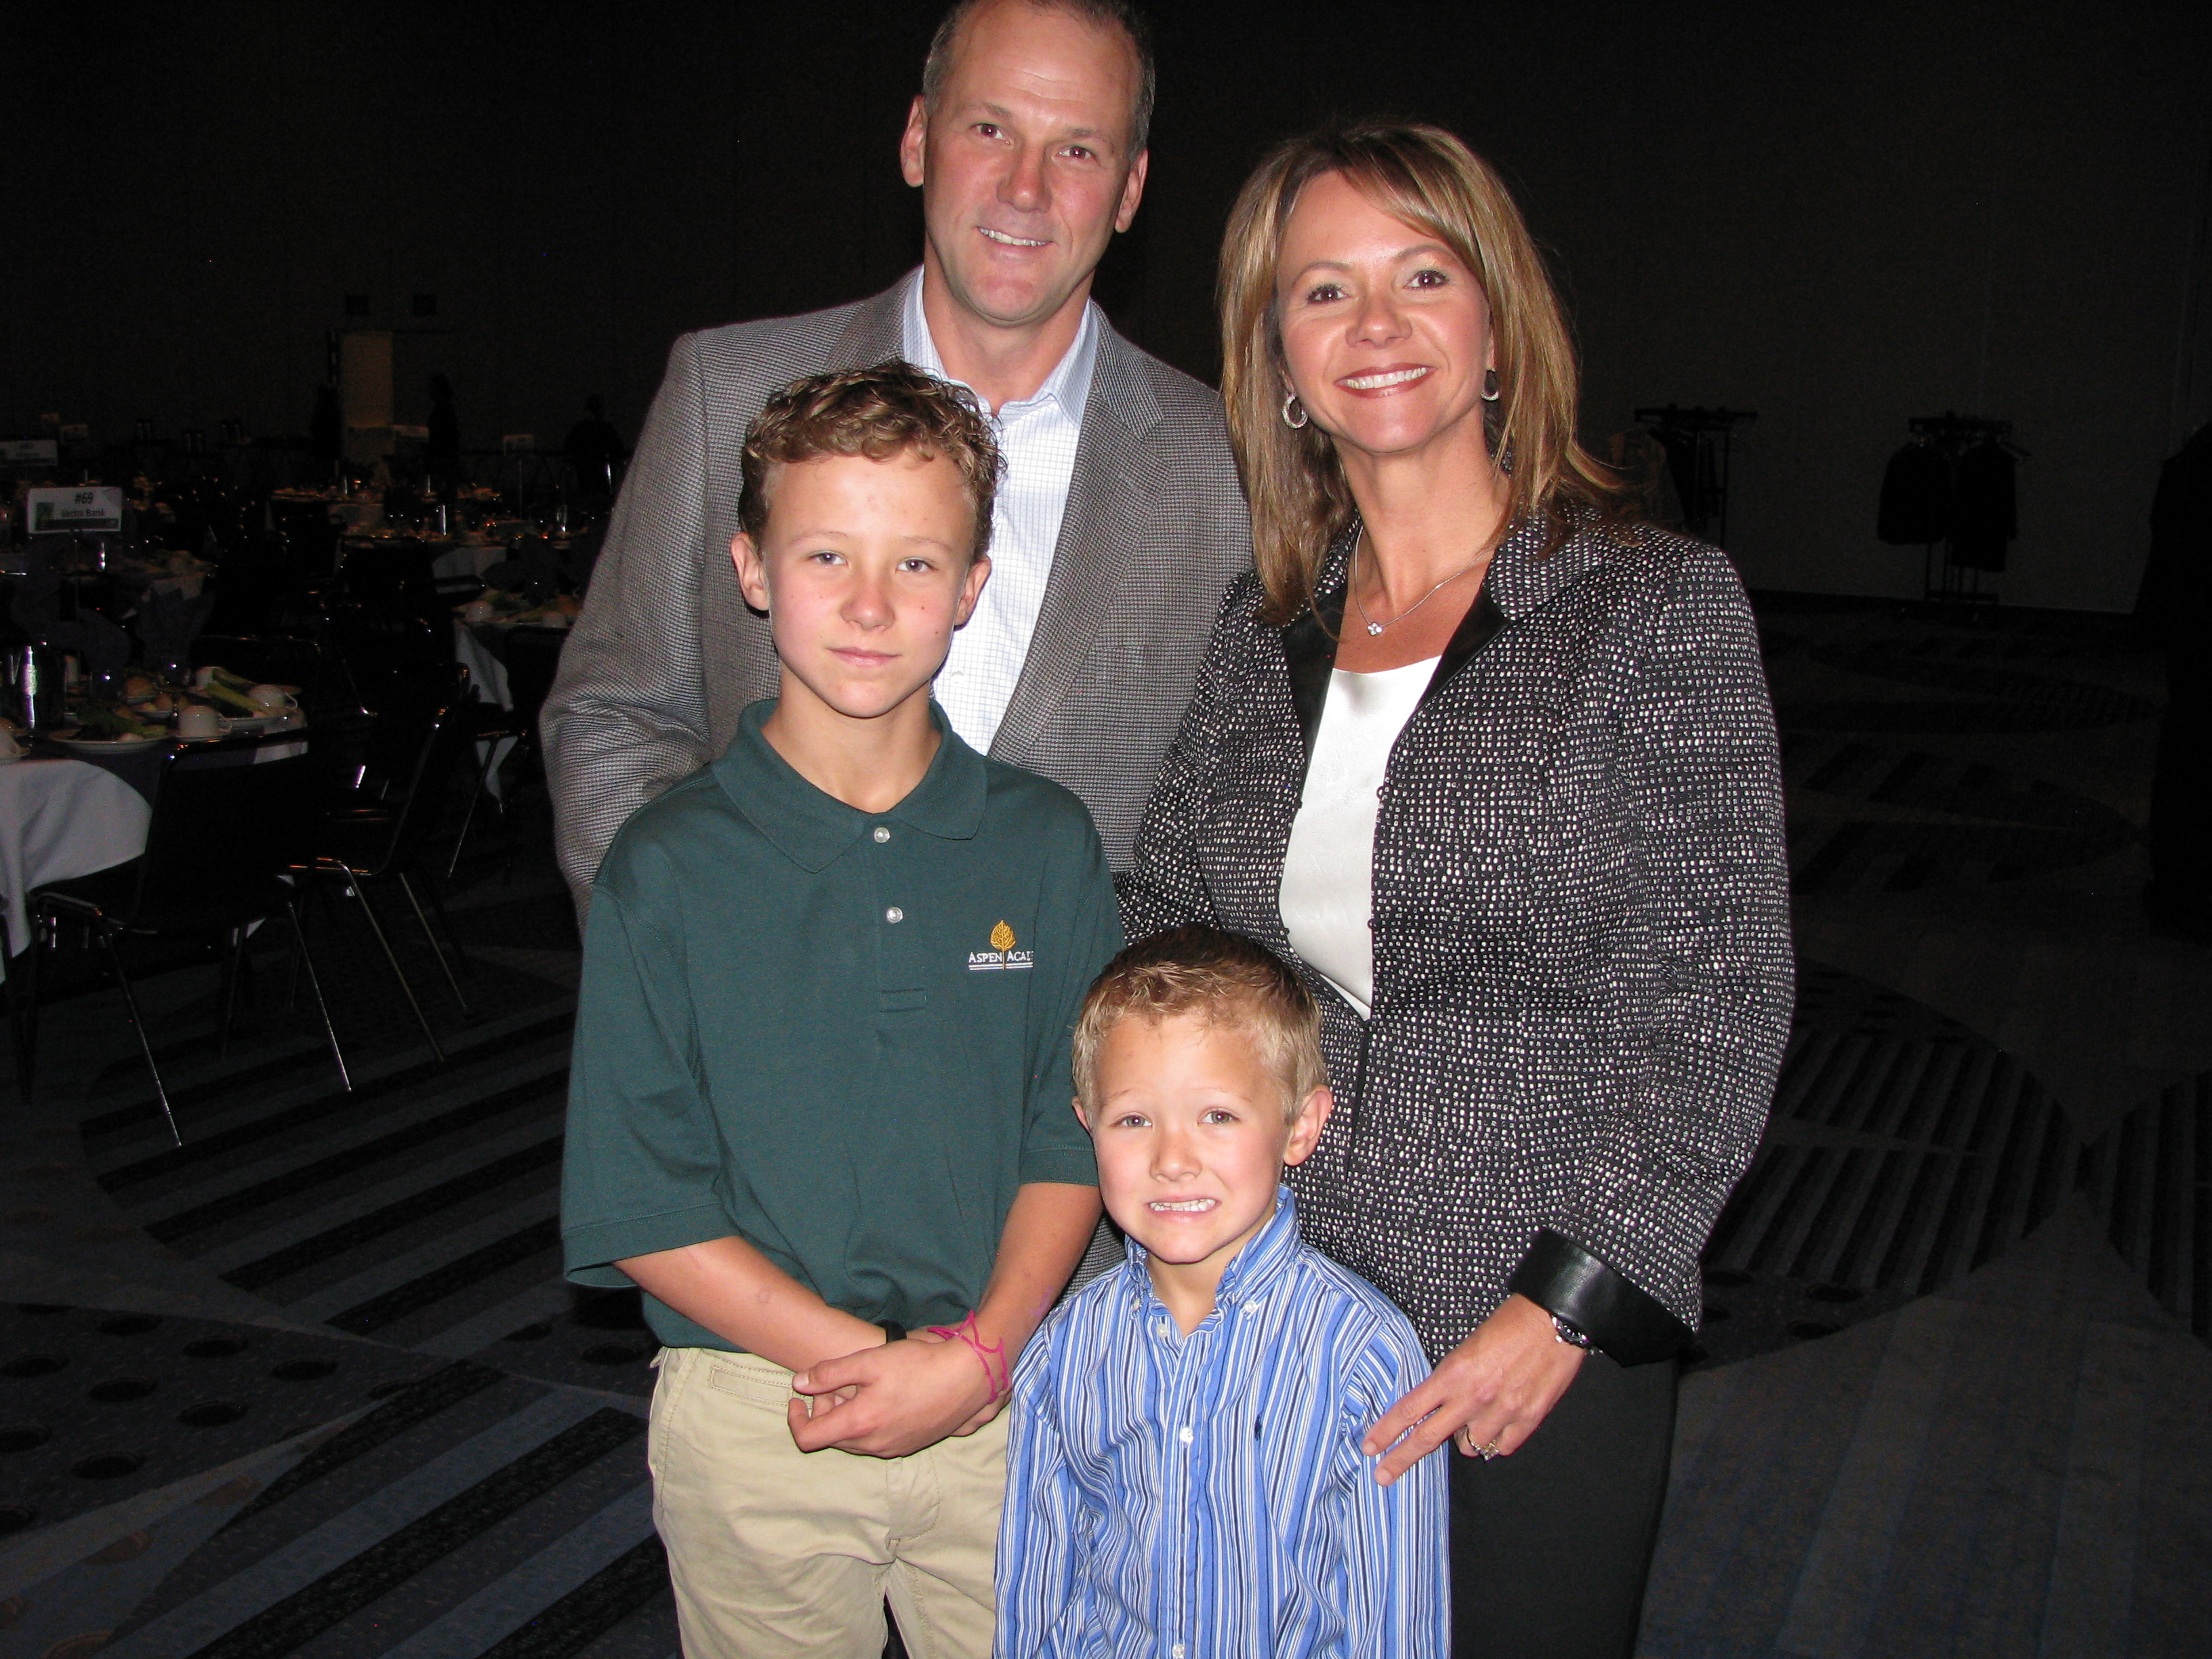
[1284,582,1341,778]
[1420,581,1508,708]
[989,323,1165,766]
[826,274,912,373]
[1282,530,1360,779]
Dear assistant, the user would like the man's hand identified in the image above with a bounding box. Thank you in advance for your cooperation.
[787,1330,1000,1458]
[1360,1293,1586,1486]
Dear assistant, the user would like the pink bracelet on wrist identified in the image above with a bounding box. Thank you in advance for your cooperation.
[926,1312,1010,1401]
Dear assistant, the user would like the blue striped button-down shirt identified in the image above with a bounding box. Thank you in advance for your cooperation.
[996,1189,1449,1658]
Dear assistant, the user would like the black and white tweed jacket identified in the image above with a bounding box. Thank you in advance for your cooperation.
[1122,514,1794,1364]
[540,274,1250,913]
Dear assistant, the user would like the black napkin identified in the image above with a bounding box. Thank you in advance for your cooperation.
[79,612,131,679]
[134,586,218,676]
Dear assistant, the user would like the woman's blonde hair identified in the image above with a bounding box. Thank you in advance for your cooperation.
[1218,120,1635,622]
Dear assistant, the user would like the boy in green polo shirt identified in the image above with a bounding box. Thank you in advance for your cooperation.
[560,363,1119,1659]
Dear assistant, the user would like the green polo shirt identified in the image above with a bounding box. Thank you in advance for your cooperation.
[560,699,1120,1352]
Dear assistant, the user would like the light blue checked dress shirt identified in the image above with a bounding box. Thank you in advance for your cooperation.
[996,1189,1450,1658]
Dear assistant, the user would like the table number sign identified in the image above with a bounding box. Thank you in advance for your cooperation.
[27,486,125,533]
[0,439,58,464]
[501,434,535,453]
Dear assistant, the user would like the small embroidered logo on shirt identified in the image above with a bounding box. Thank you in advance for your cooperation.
[970,921,1033,972]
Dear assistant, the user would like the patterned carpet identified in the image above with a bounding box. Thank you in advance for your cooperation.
[0,838,680,1658]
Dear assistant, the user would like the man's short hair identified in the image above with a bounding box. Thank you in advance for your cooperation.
[738,361,1002,562]
[922,0,1155,158]
[1073,926,1327,1122]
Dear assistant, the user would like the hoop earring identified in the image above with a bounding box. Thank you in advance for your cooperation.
[1281,390,1309,430]
[1481,368,1500,402]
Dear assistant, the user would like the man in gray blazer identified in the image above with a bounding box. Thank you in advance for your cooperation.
[542,0,1249,914]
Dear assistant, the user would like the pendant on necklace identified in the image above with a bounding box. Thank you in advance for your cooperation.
[1365,621,1384,636]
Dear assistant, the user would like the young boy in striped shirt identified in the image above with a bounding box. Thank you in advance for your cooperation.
[995,926,1449,1658]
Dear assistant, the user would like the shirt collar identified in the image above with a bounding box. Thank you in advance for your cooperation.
[899,265,1101,426]
[1121,1184,1306,1310]
[711,698,989,872]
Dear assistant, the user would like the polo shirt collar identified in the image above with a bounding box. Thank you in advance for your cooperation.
[1122,1184,1306,1307]
[712,699,989,872]
[899,266,1101,426]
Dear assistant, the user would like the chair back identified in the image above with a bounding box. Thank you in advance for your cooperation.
[354,661,468,796]
[205,534,301,634]
[338,537,442,626]
[114,745,321,929]
[355,678,478,879]
[328,606,453,714]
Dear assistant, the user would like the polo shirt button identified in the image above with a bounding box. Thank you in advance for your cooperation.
[873,826,891,843]
[885,907,904,924]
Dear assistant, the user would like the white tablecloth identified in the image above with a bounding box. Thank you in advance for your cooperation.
[453,622,512,710]
[0,758,152,960]
[431,541,509,583]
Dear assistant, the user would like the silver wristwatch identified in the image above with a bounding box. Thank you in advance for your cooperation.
[1551,1313,1599,1356]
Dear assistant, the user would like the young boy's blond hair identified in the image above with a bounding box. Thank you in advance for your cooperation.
[1071,924,1327,1123]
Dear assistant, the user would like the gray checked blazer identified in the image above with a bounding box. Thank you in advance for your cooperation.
[1122,514,1795,1364]
[541,274,1252,912]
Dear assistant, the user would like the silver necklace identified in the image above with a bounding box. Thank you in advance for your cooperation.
[1349,531,1488,637]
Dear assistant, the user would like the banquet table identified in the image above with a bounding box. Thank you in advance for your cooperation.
[269,489,385,532]
[0,757,151,961]
[0,731,312,975]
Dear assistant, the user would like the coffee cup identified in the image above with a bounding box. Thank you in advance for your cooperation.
[249,684,298,713]
[178,705,224,740]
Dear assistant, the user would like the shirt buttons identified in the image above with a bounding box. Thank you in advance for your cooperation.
[1178,1425,1193,1445]
[885,907,904,924]
[872,826,891,843]
[1172,1644,1185,1658]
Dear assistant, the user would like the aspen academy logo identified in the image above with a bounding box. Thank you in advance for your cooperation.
[968,920,1033,972]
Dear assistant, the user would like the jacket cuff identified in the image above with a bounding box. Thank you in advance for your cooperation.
[1507,1229,1692,1366]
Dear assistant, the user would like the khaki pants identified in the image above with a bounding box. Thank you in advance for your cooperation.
[648,1345,1006,1659]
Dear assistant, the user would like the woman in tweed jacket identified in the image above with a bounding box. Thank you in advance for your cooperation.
[1122,124,1793,1657]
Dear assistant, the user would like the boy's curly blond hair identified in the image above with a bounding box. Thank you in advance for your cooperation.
[739,361,1002,561]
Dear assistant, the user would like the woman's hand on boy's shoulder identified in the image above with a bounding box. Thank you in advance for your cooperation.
[785,1330,1001,1458]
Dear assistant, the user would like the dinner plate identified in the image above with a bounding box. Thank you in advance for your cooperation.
[54,734,170,755]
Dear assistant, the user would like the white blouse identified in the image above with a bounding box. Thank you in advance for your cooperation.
[1277,656,1439,1017]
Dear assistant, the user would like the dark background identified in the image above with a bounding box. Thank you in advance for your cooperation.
[7,0,2210,609]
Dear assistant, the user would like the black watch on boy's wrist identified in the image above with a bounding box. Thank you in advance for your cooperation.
[876,1319,905,1343]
